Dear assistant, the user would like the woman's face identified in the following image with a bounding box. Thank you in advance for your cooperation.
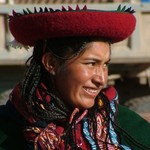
[54,41,111,109]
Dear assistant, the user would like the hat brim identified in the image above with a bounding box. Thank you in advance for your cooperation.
[9,8,136,46]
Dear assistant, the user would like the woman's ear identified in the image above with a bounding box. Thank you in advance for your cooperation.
[42,52,56,75]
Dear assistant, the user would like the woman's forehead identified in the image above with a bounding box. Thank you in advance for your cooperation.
[83,41,110,55]
[69,41,111,62]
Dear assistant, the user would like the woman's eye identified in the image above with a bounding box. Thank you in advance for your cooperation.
[87,62,96,66]
[103,62,110,68]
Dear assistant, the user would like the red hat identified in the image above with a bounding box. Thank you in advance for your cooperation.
[9,5,136,47]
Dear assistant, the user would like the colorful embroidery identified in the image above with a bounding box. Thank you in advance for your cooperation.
[83,118,97,150]
[109,90,131,150]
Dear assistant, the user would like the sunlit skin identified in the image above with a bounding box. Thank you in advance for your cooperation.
[53,41,111,109]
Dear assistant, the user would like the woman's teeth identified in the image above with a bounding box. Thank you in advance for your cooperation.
[84,88,98,94]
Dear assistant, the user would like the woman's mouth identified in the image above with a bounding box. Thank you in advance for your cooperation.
[83,87,99,97]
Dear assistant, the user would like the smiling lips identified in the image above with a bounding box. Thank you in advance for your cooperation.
[83,87,100,97]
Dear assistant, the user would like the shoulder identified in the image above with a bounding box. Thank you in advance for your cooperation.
[102,86,150,149]
[117,104,150,149]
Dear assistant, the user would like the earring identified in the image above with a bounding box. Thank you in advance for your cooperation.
[50,70,55,76]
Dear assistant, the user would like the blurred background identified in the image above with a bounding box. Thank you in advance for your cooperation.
[0,0,150,122]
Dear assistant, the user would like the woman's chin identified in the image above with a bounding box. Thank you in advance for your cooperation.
[77,102,95,110]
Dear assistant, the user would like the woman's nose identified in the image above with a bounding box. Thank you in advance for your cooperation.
[92,67,105,86]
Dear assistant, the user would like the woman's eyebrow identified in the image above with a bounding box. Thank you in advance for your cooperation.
[83,58,101,62]
[83,57,111,62]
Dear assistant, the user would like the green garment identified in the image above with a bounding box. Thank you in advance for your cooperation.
[0,104,150,150]
[117,105,150,150]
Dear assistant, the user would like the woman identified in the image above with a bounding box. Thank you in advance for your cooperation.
[0,5,150,150]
